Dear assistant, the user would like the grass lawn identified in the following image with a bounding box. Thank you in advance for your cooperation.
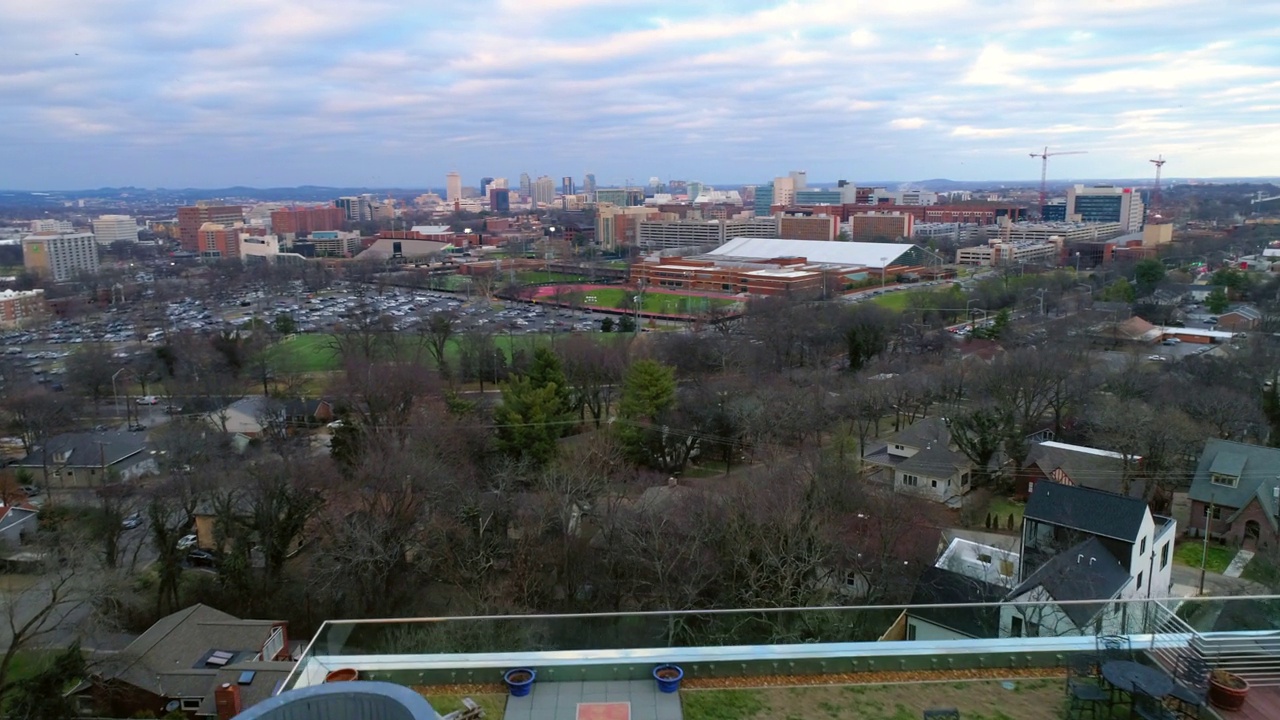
[569,287,738,314]
[870,291,913,311]
[1241,555,1280,587]
[1173,541,1235,574]
[986,496,1025,532]
[273,334,340,372]
[682,679,1065,720]
[420,693,506,719]
[516,270,587,284]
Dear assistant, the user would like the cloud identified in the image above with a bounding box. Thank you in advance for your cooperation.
[0,0,1278,187]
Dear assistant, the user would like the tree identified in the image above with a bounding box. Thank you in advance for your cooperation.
[273,312,296,335]
[846,317,888,371]
[949,408,1011,491]
[600,317,615,333]
[2,643,85,718]
[1205,287,1229,314]
[618,315,636,333]
[1100,278,1135,303]
[615,359,679,466]
[493,377,571,467]
[1133,259,1166,297]
[66,343,118,412]
[421,311,458,379]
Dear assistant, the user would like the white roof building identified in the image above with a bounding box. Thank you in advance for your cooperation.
[707,237,927,269]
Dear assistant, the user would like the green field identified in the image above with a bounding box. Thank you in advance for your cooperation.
[516,270,587,284]
[870,290,914,310]
[1173,541,1235,574]
[568,287,738,314]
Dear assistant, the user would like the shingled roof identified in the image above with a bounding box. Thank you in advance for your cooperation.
[1008,537,1132,628]
[1024,482,1147,542]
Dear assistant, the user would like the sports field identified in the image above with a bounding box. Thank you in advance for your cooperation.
[559,287,739,315]
[870,290,914,310]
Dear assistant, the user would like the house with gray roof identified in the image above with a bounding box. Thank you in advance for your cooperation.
[14,430,156,489]
[1002,536,1136,637]
[1188,438,1280,549]
[73,603,292,719]
[863,417,979,506]
[1021,440,1143,500]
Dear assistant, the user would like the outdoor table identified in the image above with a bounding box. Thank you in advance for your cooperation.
[1101,660,1174,698]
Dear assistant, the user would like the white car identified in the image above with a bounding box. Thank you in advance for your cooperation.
[177,534,197,550]
[1146,355,1166,362]
[136,395,159,405]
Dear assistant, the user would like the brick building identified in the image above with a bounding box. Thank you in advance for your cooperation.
[0,289,47,328]
[632,257,830,298]
[178,203,244,252]
[270,206,346,237]
[196,223,265,260]
[778,214,838,241]
[1188,439,1280,549]
[849,212,914,242]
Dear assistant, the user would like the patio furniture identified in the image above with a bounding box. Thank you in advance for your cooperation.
[1102,660,1174,713]
[1098,634,1134,663]
[1132,682,1178,720]
[1166,656,1208,720]
[922,710,960,720]
[1066,653,1102,693]
[1067,653,1111,718]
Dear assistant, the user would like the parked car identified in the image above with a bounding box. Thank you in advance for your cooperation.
[137,395,159,405]
[187,549,217,567]
[128,424,147,432]
[177,534,197,550]
[121,513,143,529]
[1146,355,1166,362]
[163,404,184,415]
[18,484,40,498]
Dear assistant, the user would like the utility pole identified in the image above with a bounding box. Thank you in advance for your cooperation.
[1199,493,1214,595]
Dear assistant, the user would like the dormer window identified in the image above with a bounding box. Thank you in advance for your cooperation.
[1211,473,1238,488]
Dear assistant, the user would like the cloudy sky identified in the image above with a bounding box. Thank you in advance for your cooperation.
[3,0,1280,189]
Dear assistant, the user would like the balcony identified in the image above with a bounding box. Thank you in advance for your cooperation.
[280,595,1280,720]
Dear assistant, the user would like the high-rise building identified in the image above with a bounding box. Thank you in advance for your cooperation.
[686,182,704,202]
[636,217,782,251]
[479,177,494,194]
[491,177,508,189]
[519,173,531,198]
[177,203,244,252]
[562,176,575,196]
[334,196,376,223]
[1065,185,1145,233]
[583,173,597,199]
[773,176,797,206]
[789,170,808,191]
[29,219,73,233]
[595,188,644,207]
[595,205,662,251]
[489,188,511,213]
[849,212,914,242]
[195,223,243,259]
[22,231,99,282]
[0,289,47,328]
[754,183,775,217]
[532,176,556,207]
[446,172,463,203]
[91,215,139,244]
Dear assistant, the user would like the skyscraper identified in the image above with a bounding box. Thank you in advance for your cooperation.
[583,173,597,198]
[177,202,244,252]
[479,177,494,194]
[22,231,99,281]
[753,183,775,217]
[446,172,462,203]
[489,188,511,213]
[532,176,555,207]
[562,176,575,196]
[519,173,532,199]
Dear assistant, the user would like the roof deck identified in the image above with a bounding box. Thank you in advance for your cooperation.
[280,596,1280,720]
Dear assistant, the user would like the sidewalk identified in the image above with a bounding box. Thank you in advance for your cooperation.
[1223,549,1255,578]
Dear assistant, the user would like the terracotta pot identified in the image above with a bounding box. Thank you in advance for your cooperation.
[324,668,359,683]
[1208,672,1249,711]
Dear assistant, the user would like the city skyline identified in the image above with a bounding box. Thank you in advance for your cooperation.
[3,1,1279,189]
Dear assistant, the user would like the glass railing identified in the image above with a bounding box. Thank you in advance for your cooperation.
[282,594,1280,691]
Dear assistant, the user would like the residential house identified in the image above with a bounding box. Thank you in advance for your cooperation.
[863,418,978,506]
[1011,483,1176,636]
[73,604,293,719]
[1020,440,1143,500]
[281,398,335,427]
[1188,439,1280,549]
[902,565,1006,641]
[14,431,156,488]
[1216,305,1262,332]
[0,502,38,548]
[206,396,276,436]
[1113,316,1161,344]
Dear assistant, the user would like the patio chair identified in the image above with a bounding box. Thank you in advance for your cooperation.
[1167,656,1208,720]
[1066,680,1108,720]
[922,710,960,720]
[1132,682,1177,720]
[1097,634,1133,663]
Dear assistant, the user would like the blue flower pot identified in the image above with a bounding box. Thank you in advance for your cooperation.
[503,668,536,697]
[653,664,684,694]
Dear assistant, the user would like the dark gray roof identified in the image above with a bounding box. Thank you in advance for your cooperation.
[1189,439,1280,522]
[909,566,1004,639]
[1023,482,1147,542]
[197,660,297,717]
[868,418,976,479]
[1009,537,1131,628]
[93,604,281,701]
[1223,305,1262,321]
[16,430,148,469]
[1026,442,1142,498]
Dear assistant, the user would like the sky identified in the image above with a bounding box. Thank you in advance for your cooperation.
[3,0,1280,189]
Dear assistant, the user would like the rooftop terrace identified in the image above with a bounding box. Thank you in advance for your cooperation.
[277,596,1280,720]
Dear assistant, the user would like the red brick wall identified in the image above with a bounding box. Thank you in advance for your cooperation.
[1190,498,1278,547]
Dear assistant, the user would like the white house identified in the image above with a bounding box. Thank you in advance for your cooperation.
[863,418,978,506]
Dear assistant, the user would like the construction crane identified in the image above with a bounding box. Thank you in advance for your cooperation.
[1149,155,1166,219]
[1252,191,1280,205]
[1030,146,1088,212]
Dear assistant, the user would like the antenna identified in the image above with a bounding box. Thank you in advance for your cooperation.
[1149,155,1167,221]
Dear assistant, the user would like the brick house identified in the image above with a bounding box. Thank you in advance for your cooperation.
[1188,439,1280,550]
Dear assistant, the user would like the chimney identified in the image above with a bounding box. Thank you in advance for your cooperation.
[215,683,242,720]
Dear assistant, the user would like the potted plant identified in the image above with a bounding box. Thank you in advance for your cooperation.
[1208,669,1249,711]
[652,664,684,694]
[503,668,536,697]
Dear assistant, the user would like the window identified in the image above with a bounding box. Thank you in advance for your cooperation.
[1139,537,1146,555]
[893,444,905,451]
[182,699,202,710]
[931,479,938,488]
[902,474,919,487]
[1137,571,1144,590]
[961,472,970,486]
[1204,506,1222,520]
[1026,621,1040,638]
[1160,543,1170,569]
[906,623,917,641]
[1011,617,1024,637]
[1211,473,1239,488]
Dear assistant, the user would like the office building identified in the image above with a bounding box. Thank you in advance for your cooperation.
[195,223,243,260]
[1066,185,1145,233]
[91,214,138,244]
[779,214,838,242]
[531,176,556,207]
[446,172,462,203]
[270,206,346,237]
[177,203,244,252]
[22,231,99,282]
[754,183,775,217]
[561,176,575,197]
[240,235,307,265]
[479,177,493,194]
[334,195,377,223]
[489,188,511,214]
[583,173,596,198]
[636,217,780,251]
[789,170,808,191]
[994,219,1124,244]
[28,219,74,234]
[849,212,914,242]
[773,176,796,206]
[518,173,531,199]
[595,188,644,207]
[0,289,47,328]
[307,231,362,258]
[878,189,939,206]
[596,205,662,251]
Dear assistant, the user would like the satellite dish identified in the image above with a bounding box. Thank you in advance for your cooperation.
[164,700,181,713]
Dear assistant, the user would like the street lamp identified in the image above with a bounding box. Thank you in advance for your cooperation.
[880,256,888,288]
[1074,251,1081,273]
